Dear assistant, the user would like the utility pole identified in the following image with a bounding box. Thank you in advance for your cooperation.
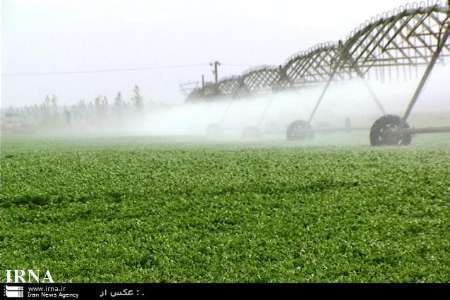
[210,61,221,84]
[201,74,205,88]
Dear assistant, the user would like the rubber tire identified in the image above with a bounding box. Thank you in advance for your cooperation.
[370,115,412,146]
[286,120,314,141]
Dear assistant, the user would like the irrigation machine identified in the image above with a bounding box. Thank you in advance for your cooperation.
[187,1,450,146]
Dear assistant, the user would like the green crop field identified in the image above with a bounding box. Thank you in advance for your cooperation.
[1,135,449,283]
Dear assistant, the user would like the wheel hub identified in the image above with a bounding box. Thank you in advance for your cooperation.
[370,115,412,146]
[287,120,314,141]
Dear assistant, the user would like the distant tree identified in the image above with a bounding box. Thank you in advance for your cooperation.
[78,99,87,110]
[114,92,126,117]
[32,104,40,114]
[51,94,57,107]
[63,106,71,125]
[50,94,58,115]
[88,101,95,114]
[41,95,51,115]
[114,92,123,109]
[94,95,103,115]
[44,95,51,107]
[131,85,144,111]
[102,96,109,113]
[39,103,47,114]
[93,95,110,121]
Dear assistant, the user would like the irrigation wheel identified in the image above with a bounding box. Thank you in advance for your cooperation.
[370,115,412,146]
[242,126,262,139]
[286,120,314,141]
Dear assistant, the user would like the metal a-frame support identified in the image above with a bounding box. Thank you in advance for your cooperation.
[369,9,450,147]
[403,16,450,121]
[308,41,386,124]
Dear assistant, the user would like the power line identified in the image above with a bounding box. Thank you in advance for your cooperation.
[1,63,209,77]
[1,63,246,78]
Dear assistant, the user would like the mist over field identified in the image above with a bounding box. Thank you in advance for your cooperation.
[2,0,449,148]
[133,66,449,136]
[32,64,445,145]
[3,0,449,144]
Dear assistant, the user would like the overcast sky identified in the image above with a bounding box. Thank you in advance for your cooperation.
[0,0,443,107]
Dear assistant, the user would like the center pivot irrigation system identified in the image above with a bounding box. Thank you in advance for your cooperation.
[187,1,450,146]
